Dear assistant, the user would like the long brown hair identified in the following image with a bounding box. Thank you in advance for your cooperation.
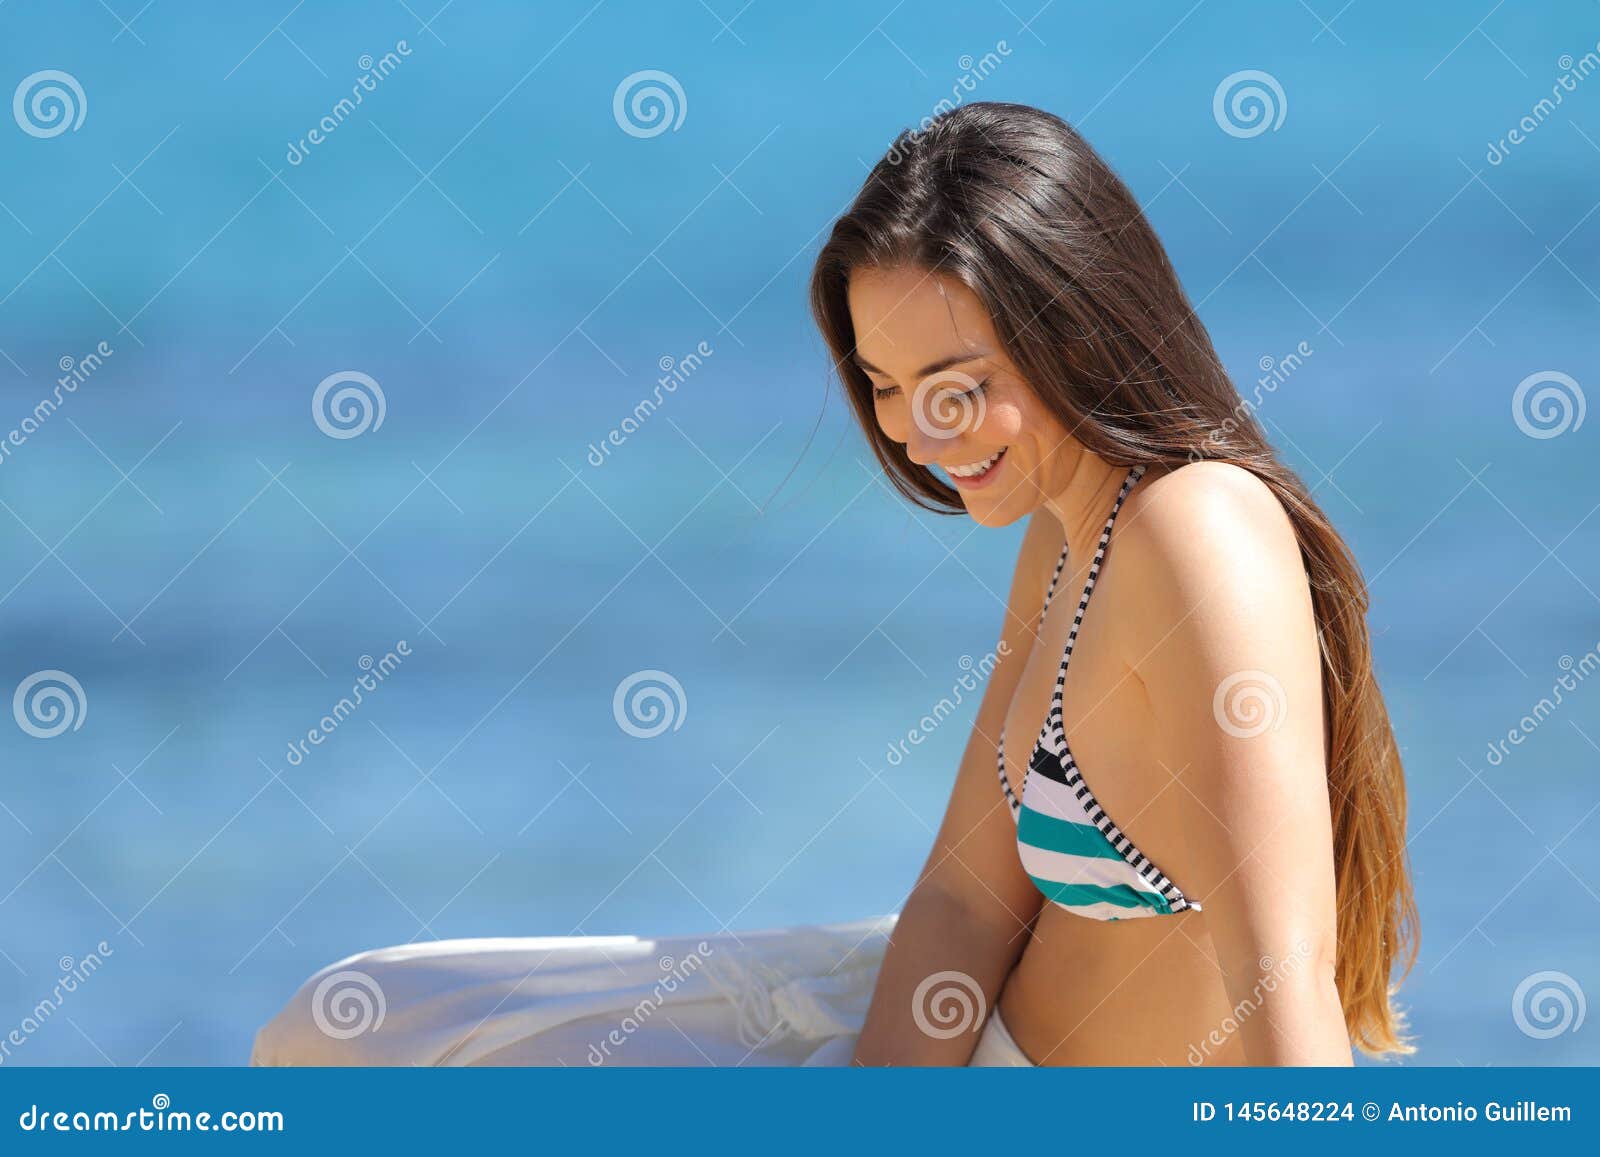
[809,101,1417,1056]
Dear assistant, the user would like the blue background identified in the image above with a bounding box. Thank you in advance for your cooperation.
[0,0,1596,1065]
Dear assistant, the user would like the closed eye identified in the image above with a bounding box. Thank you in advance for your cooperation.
[872,378,990,402]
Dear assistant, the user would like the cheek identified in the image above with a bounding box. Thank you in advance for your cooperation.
[873,402,908,443]
[976,398,1025,444]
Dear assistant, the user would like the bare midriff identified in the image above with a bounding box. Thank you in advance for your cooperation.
[998,908,1249,1066]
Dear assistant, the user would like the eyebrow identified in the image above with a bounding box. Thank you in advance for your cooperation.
[851,348,993,380]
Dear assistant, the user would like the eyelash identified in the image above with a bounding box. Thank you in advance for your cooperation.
[873,378,990,401]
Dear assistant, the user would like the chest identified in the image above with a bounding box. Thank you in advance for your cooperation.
[1000,569,1160,825]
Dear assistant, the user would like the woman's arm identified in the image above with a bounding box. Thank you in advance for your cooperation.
[1126,462,1351,1065]
[850,513,1055,1065]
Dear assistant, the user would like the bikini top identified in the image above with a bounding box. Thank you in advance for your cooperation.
[996,464,1202,921]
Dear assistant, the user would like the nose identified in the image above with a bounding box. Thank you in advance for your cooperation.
[901,416,948,467]
[902,381,983,466]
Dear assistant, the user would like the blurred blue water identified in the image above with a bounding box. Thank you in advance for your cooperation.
[0,1,1597,1065]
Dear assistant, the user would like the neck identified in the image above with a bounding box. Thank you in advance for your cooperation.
[1041,453,1129,562]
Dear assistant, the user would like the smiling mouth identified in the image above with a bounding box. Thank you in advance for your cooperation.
[945,447,1007,489]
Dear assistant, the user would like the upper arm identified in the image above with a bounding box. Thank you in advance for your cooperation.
[1122,463,1342,1052]
[911,510,1056,932]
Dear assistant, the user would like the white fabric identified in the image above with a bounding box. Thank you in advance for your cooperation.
[796,1006,1032,1067]
[250,915,1032,1067]
[969,1006,1033,1066]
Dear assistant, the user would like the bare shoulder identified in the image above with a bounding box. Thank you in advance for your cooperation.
[1118,460,1304,595]
[1113,460,1313,655]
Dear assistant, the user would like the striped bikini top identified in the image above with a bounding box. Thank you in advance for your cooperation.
[996,464,1202,921]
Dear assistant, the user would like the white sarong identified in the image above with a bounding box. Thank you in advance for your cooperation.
[250,914,1031,1067]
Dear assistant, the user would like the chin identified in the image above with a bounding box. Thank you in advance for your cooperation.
[961,497,1026,528]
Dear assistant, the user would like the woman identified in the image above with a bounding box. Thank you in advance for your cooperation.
[808,101,1415,1066]
[252,101,1415,1067]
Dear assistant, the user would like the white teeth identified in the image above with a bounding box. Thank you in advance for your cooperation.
[948,450,1002,478]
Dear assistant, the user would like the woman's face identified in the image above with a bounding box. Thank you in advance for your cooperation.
[846,265,1078,527]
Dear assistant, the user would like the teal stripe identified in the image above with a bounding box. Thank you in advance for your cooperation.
[1017,803,1126,861]
[1027,875,1173,913]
